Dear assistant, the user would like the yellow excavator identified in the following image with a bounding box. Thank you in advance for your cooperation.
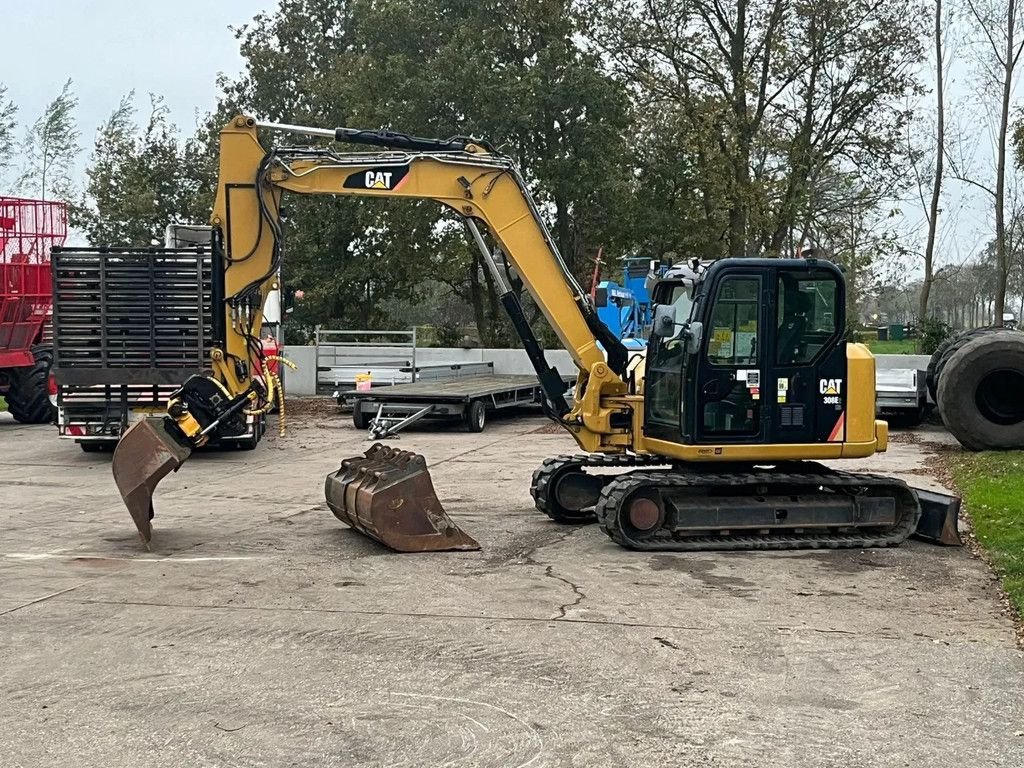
[111,116,960,552]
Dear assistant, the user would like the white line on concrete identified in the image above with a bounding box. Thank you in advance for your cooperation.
[3,553,260,563]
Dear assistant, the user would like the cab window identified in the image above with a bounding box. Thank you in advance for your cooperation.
[706,277,759,366]
[777,272,839,365]
[644,280,696,427]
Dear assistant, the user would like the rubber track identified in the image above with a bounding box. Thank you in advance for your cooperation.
[594,467,920,551]
[530,453,666,523]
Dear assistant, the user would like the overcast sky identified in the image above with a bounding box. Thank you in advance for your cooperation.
[0,1,1002,275]
[1,0,269,163]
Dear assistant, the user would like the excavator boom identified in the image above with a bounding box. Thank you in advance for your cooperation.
[111,115,627,548]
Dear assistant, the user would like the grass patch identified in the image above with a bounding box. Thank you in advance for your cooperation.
[866,339,919,354]
[951,452,1024,618]
[0,395,5,412]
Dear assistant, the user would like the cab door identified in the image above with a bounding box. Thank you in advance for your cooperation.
[643,281,696,444]
[765,267,846,444]
[693,272,765,443]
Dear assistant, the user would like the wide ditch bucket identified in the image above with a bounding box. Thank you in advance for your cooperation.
[325,443,480,552]
[111,417,193,547]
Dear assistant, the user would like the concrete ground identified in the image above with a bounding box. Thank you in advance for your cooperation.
[1,406,1022,768]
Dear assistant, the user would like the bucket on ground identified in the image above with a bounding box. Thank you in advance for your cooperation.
[325,443,480,552]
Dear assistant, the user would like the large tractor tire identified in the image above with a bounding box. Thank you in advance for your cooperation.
[926,326,998,403]
[6,345,56,425]
[937,331,1024,451]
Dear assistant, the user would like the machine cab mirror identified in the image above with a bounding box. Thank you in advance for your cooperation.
[651,303,677,337]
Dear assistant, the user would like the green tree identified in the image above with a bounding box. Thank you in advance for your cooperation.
[212,0,634,342]
[625,105,733,261]
[0,83,17,186]
[75,93,206,245]
[591,0,924,258]
[959,0,1024,325]
[19,79,80,200]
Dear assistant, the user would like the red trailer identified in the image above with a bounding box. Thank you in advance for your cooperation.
[0,197,67,423]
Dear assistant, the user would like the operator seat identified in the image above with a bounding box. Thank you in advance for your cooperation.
[778,291,811,364]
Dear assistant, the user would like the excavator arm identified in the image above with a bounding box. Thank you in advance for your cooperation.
[111,116,633,546]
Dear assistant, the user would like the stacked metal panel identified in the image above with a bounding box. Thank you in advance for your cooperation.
[51,247,214,385]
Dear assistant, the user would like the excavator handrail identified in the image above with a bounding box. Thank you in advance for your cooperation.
[256,118,495,153]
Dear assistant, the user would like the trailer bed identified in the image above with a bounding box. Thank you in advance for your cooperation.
[347,373,572,434]
[349,374,543,402]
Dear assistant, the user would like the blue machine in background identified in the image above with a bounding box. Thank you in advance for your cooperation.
[594,257,668,348]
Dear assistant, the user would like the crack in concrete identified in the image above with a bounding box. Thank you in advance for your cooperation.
[544,565,586,620]
[18,596,1004,647]
[0,583,89,617]
[455,525,582,577]
[68,596,709,632]
[516,527,579,566]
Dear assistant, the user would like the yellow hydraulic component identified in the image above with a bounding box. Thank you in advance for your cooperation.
[245,354,297,438]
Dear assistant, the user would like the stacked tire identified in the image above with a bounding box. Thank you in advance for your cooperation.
[5,345,57,425]
[927,329,1024,450]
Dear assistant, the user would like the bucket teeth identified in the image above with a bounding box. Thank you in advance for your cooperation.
[325,443,480,552]
[111,417,192,546]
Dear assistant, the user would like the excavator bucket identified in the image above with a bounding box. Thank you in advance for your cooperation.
[325,443,480,552]
[912,488,962,546]
[111,417,193,547]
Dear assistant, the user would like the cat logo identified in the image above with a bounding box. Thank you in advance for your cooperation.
[365,171,393,189]
[819,377,842,405]
[343,164,410,191]
[819,378,842,396]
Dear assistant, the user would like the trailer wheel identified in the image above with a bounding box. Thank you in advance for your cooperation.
[6,345,57,425]
[79,442,110,453]
[884,403,928,428]
[937,331,1024,450]
[352,402,371,430]
[465,400,487,432]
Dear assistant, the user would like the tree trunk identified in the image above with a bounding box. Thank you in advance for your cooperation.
[920,0,944,321]
[467,256,489,345]
[770,14,821,255]
[554,194,574,273]
[729,0,750,256]
[477,249,504,345]
[994,0,1017,326]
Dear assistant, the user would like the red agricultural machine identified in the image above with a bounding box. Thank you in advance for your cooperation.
[0,197,67,424]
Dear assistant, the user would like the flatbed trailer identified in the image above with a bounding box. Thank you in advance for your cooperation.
[347,373,570,435]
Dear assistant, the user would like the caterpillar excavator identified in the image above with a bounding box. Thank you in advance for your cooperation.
[110,115,960,552]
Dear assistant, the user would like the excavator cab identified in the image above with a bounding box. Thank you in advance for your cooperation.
[645,258,851,450]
